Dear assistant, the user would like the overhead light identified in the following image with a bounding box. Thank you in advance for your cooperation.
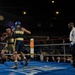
[23,11,26,15]
[52,0,55,3]
[56,11,59,14]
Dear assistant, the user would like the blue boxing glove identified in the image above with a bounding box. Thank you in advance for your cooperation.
[11,26,15,29]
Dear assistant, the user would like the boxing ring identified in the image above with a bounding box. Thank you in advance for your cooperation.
[0,38,75,75]
[0,60,75,75]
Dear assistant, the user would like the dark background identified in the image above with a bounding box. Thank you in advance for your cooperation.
[0,0,75,37]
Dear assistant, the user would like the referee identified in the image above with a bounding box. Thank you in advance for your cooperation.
[68,22,75,67]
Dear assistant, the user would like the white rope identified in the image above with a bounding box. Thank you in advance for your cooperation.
[0,42,7,44]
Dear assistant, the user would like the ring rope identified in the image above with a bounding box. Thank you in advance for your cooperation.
[0,42,71,56]
[0,42,70,46]
[4,54,72,56]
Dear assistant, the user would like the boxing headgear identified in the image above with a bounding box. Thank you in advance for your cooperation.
[6,28,11,31]
[6,28,12,34]
[15,21,21,26]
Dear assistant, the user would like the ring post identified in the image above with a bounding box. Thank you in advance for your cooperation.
[30,38,34,58]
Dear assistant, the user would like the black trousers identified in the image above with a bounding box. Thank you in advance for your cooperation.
[71,44,75,66]
[15,40,24,53]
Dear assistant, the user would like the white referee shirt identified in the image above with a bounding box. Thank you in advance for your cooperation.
[69,27,75,45]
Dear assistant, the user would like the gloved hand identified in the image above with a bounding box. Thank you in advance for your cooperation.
[70,43,73,48]
[69,42,74,48]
